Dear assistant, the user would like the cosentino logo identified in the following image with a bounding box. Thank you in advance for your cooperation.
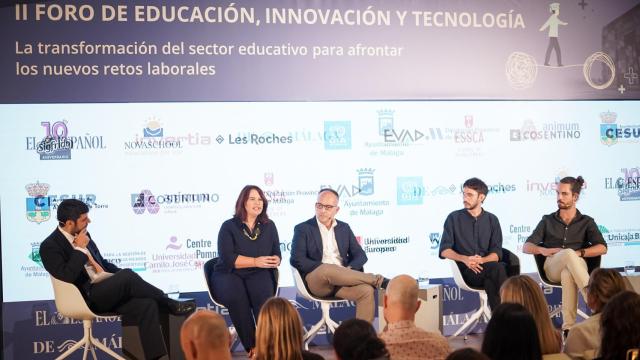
[216,131,293,145]
[510,119,581,141]
[131,189,219,214]
[25,120,106,160]
[356,235,409,254]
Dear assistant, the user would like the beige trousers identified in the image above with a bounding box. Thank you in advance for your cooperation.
[305,264,382,322]
[544,248,589,330]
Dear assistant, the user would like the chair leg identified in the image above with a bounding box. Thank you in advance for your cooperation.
[303,318,326,351]
[453,291,489,338]
[453,306,484,337]
[55,321,91,360]
[549,307,561,318]
[321,302,340,333]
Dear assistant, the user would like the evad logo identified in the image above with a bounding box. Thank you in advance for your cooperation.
[397,177,425,205]
[25,181,51,224]
[131,190,160,214]
[324,121,351,150]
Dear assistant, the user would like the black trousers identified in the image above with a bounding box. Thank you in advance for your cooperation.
[211,269,275,351]
[88,269,168,360]
[458,261,507,310]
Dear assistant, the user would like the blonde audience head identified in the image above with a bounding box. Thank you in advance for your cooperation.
[254,297,305,360]
[500,275,561,354]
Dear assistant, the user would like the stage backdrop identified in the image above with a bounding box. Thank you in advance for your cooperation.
[1,0,640,359]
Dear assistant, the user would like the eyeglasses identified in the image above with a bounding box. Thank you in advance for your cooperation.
[315,202,337,211]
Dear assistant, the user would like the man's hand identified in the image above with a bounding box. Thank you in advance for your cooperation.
[540,247,562,257]
[464,255,484,274]
[73,229,89,248]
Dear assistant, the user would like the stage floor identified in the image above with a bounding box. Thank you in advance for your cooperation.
[231,334,482,359]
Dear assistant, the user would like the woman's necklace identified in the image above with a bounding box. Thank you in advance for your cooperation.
[243,226,260,241]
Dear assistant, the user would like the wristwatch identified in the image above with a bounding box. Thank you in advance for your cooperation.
[580,249,586,258]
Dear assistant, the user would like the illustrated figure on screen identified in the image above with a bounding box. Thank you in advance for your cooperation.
[40,199,196,360]
[379,275,450,360]
[208,185,281,357]
[290,188,389,323]
[439,177,507,310]
[523,176,607,334]
[539,2,567,67]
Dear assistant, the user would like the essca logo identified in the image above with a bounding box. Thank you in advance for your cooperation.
[324,121,351,150]
[397,177,425,205]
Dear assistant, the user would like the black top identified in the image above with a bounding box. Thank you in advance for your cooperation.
[525,210,607,250]
[439,208,503,260]
[214,217,281,274]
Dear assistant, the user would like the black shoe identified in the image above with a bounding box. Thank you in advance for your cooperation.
[166,298,196,316]
[380,277,390,289]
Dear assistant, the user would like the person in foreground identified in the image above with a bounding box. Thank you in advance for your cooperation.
[481,302,542,360]
[523,176,607,332]
[334,318,389,360]
[379,274,450,360]
[500,275,561,354]
[445,348,490,360]
[180,310,232,360]
[290,188,387,323]
[253,297,324,360]
[40,199,195,360]
[439,177,507,310]
[564,268,627,359]
[210,185,281,355]
[594,291,640,360]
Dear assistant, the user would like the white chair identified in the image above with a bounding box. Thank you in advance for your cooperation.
[448,260,491,338]
[50,276,125,360]
[291,266,350,350]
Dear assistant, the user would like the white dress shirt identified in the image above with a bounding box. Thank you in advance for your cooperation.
[316,217,343,266]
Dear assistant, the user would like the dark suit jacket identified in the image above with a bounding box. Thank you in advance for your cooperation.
[290,217,367,278]
[40,228,120,299]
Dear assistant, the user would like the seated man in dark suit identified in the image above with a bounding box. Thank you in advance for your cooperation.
[40,199,195,360]
[290,188,387,323]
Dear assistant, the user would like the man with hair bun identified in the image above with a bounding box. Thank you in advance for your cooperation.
[523,176,607,334]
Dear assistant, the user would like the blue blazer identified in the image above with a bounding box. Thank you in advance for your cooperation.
[290,217,367,278]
